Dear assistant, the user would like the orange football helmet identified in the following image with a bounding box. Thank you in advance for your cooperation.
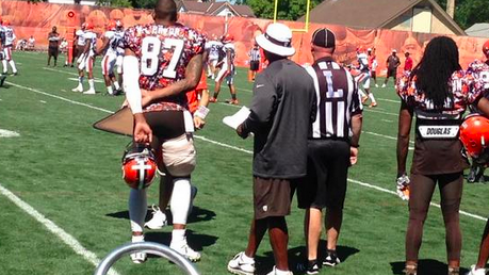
[460,115,489,159]
[222,33,234,43]
[85,22,95,31]
[107,21,116,31]
[122,144,157,189]
[483,40,489,57]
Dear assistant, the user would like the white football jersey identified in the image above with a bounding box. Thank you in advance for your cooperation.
[115,30,125,55]
[357,53,369,73]
[3,27,16,46]
[76,30,85,46]
[207,41,222,60]
[104,30,117,55]
[222,43,235,65]
[83,31,97,56]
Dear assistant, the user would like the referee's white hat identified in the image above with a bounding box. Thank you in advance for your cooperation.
[256,23,295,57]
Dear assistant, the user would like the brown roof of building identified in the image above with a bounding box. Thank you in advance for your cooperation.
[178,1,255,17]
[299,0,464,34]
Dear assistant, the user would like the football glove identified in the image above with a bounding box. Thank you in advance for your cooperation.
[396,174,410,201]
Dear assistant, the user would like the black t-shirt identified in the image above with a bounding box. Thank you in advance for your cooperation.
[243,59,317,179]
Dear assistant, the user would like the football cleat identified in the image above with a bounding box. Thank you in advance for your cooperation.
[0,75,6,87]
[323,250,341,267]
[361,96,369,104]
[396,174,410,201]
[83,89,96,95]
[369,102,378,108]
[145,205,167,230]
[225,99,240,105]
[170,241,201,262]
[467,164,486,183]
[130,235,147,264]
[467,265,486,275]
[122,144,157,190]
[227,252,255,275]
[72,86,83,93]
[382,84,386,88]
[306,260,320,274]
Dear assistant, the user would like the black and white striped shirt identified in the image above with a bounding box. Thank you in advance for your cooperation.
[305,57,362,139]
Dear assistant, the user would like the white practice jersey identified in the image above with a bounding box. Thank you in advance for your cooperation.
[103,30,117,55]
[114,30,125,55]
[357,53,369,73]
[206,40,223,61]
[222,43,235,66]
[76,30,85,47]
[83,31,97,56]
[3,27,16,46]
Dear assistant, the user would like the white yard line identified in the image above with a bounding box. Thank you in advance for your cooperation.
[0,184,120,275]
[8,81,486,222]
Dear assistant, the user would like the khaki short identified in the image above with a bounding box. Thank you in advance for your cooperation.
[162,134,196,177]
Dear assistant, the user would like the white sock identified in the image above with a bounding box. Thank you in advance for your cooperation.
[129,188,147,233]
[171,229,186,244]
[2,60,7,73]
[241,253,254,263]
[107,86,113,95]
[132,235,144,243]
[113,81,120,91]
[358,89,366,98]
[9,61,17,73]
[170,178,191,225]
[89,79,95,91]
[275,268,290,275]
[369,93,376,103]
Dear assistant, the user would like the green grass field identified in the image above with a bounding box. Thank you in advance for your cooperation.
[1,51,489,275]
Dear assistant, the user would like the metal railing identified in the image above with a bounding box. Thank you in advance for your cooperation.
[94,242,200,275]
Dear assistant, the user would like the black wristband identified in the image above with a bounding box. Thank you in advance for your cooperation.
[351,144,360,148]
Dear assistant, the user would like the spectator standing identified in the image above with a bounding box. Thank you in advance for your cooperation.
[383,49,401,88]
[248,42,260,82]
[47,26,60,67]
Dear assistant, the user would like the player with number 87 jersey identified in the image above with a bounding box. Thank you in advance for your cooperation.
[123,23,205,112]
[121,0,206,264]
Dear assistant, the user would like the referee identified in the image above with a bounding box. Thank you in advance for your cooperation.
[298,28,363,274]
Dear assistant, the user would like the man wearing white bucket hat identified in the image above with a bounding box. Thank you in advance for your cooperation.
[227,23,317,275]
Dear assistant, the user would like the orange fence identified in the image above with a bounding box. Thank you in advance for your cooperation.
[1,1,487,75]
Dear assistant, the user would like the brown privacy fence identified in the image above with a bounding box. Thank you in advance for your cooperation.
[1,0,487,75]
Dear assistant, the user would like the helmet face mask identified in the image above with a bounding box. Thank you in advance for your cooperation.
[122,144,157,189]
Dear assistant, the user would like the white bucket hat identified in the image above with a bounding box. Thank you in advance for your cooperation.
[256,23,295,57]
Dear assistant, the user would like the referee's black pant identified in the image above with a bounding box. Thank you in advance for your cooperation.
[297,139,350,210]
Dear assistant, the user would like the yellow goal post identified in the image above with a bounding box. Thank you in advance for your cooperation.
[273,0,311,33]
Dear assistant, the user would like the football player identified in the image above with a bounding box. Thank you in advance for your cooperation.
[368,48,378,87]
[210,34,238,104]
[122,0,205,263]
[97,22,121,96]
[205,36,222,80]
[2,20,17,76]
[0,17,7,86]
[114,21,125,93]
[73,23,97,95]
[356,48,377,108]
[144,71,210,230]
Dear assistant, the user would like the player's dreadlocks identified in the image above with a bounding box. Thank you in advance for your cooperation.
[411,36,461,110]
